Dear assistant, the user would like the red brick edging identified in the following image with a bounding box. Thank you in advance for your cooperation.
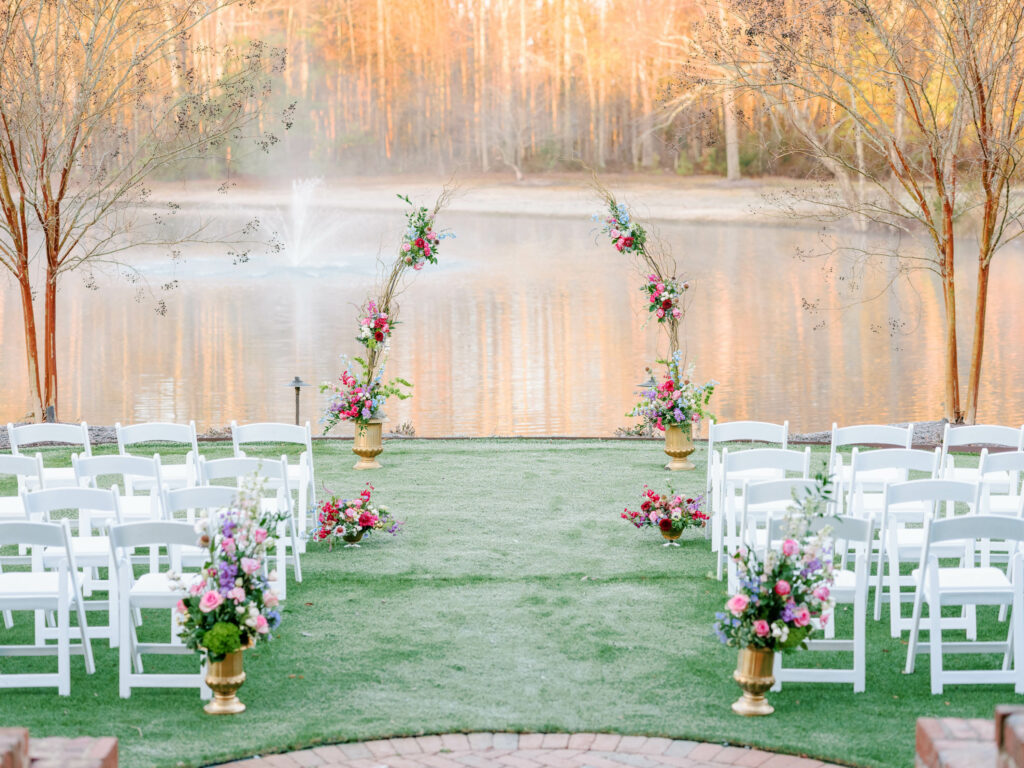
[215,732,845,768]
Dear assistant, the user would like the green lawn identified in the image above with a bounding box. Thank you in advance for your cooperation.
[0,439,1017,768]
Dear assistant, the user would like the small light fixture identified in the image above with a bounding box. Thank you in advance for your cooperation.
[288,376,308,425]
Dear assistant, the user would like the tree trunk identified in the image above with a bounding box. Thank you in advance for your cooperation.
[965,258,990,425]
[16,269,45,420]
[940,235,962,423]
[43,271,59,420]
[722,92,741,181]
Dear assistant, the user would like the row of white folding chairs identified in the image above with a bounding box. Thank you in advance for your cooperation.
[0,515,216,697]
[4,420,316,533]
[737,479,1024,695]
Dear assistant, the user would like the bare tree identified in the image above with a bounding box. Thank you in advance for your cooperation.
[0,0,285,421]
[700,0,1024,423]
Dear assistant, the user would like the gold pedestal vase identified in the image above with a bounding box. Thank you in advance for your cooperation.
[731,646,775,716]
[660,528,682,547]
[204,649,247,715]
[342,528,366,548]
[664,423,695,471]
[353,420,384,470]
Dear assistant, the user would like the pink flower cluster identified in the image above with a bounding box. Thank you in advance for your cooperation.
[621,486,708,534]
[313,483,402,548]
[357,300,392,349]
[644,275,688,322]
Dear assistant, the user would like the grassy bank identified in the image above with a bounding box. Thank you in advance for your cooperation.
[0,439,1016,768]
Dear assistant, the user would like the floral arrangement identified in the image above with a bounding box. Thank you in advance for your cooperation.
[174,482,287,662]
[629,351,715,431]
[599,200,647,255]
[644,274,689,323]
[398,193,453,270]
[320,356,411,432]
[312,483,402,548]
[713,486,836,653]
[357,300,393,351]
[621,486,708,534]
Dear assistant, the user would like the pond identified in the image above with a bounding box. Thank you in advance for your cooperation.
[2,187,1022,436]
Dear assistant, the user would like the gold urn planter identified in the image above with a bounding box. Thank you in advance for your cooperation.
[660,527,683,547]
[663,423,696,471]
[342,528,366,548]
[204,648,248,715]
[353,419,384,470]
[731,646,775,716]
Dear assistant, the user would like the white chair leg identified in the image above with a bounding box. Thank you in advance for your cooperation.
[888,553,902,638]
[57,590,70,696]
[275,529,287,601]
[1015,577,1024,694]
[905,583,926,675]
[200,659,212,700]
[873,530,887,622]
[288,517,302,583]
[929,591,944,695]
[2,610,12,630]
[770,651,782,692]
[108,553,119,649]
[853,596,866,693]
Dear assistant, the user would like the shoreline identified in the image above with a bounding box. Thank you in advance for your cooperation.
[0,420,955,450]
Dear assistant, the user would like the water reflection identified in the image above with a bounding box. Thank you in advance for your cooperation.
[1,210,1023,435]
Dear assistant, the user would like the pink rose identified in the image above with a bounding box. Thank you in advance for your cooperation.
[781,539,799,557]
[188,580,204,595]
[656,308,665,318]
[672,308,681,319]
[656,282,665,293]
[198,590,224,613]
[813,586,830,602]
[228,587,246,603]
[774,580,791,596]
[241,557,261,575]
[725,593,750,617]
[175,599,186,614]
[753,620,770,637]
[263,592,279,608]
[413,262,424,271]
[255,615,269,635]
[253,528,268,544]
[609,229,620,239]
[401,242,411,252]
[220,537,235,555]
[792,605,811,627]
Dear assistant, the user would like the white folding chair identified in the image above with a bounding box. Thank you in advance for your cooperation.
[6,422,92,489]
[941,424,1023,491]
[162,486,238,568]
[231,421,316,547]
[109,520,211,700]
[0,454,43,524]
[706,420,789,544]
[74,454,166,523]
[738,478,818,560]
[116,421,200,491]
[829,423,914,514]
[979,449,1024,517]
[0,520,95,695]
[199,456,302,598]
[770,514,873,693]
[21,487,124,647]
[875,479,982,638]
[718,447,810,584]
[845,448,941,521]
[904,515,1024,694]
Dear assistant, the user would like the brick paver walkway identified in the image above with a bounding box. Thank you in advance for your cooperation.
[215,733,846,768]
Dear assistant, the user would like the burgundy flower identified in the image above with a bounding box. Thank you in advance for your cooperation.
[658,518,673,532]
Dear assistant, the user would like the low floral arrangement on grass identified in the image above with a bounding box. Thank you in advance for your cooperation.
[713,482,836,652]
[621,486,708,535]
[644,275,689,323]
[321,356,411,431]
[630,351,715,432]
[598,200,647,255]
[174,482,286,662]
[357,300,393,351]
[312,483,402,548]
[399,193,454,270]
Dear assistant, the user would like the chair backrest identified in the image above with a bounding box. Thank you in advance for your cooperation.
[7,421,92,457]
[722,447,810,478]
[73,454,163,491]
[849,447,941,478]
[942,424,1023,462]
[743,478,817,508]
[109,520,199,552]
[769,513,874,550]
[0,518,69,549]
[231,421,312,457]
[0,453,44,495]
[979,449,1024,477]
[883,479,981,518]
[925,514,1024,546]
[200,456,289,486]
[709,420,788,452]
[21,486,122,528]
[829,423,913,469]
[163,486,239,521]
[116,421,199,457]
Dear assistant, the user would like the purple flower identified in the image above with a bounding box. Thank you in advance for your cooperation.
[361,407,371,418]
[673,408,684,421]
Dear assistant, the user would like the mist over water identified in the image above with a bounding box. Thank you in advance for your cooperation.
[2,195,1023,436]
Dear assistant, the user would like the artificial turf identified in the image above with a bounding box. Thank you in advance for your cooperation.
[0,438,1018,768]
